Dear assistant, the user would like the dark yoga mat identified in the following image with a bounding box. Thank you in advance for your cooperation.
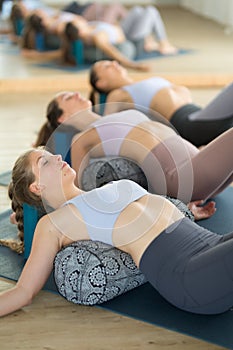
[0,187,233,349]
[0,209,57,291]
[101,188,233,349]
[136,48,194,60]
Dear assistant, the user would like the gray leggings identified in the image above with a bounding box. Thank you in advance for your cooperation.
[120,6,167,42]
[142,128,233,203]
[139,218,233,314]
[189,82,233,121]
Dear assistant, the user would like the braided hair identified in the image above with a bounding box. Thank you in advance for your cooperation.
[0,150,44,254]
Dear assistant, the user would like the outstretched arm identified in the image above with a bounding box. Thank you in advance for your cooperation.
[0,216,61,317]
[21,48,63,60]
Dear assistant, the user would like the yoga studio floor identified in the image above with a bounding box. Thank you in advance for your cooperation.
[0,4,232,350]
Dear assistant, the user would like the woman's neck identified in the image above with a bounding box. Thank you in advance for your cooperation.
[115,76,133,89]
[69,109,101,131]
[45,184,83,209]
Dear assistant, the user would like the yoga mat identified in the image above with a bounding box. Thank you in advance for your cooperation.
[34,48,194,72]
[1,34,193,72]
[0,36,20,55]
[0,209,57,290]
[34,61,91,72]
[100,188,233,350]
[0,187,233,348]
[136,48,194,60]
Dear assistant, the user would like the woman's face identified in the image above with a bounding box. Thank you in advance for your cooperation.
[29,150,75,195]
[93,60,127,91]
[56,91,92,123]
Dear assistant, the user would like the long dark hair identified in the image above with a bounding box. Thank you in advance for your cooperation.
[89,65,108,108]
[10,3,25,36]
[22,13,46,49]
[62,22,79,65]
[10,3,24,20]
[34,99,63,147]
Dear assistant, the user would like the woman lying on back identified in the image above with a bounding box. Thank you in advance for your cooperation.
[1,148,233,317]
[33,92,233,204]
[89,60,233,147]
[21,9,147,71]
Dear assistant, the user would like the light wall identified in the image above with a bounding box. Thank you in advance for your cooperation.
[42,0,233,27]
[43,0,179,6]
[180,0,233,27]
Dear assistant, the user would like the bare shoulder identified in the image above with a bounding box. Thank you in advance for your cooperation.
[36,207,73,230]
[105,89,132,114]
[36,206,82,236]
[107,88,130,103]
[38,205,89,243]
[36,214,54,229]
[35,212,60,235]
[72,126,95,141]
[92,31,109,45]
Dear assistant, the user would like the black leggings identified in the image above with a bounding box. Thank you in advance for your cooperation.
[139,218,233,315]
[170,82,233,147]
[170,104,233,147]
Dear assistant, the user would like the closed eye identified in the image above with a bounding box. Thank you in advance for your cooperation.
[37,156,48,167]
[63,94,73,101]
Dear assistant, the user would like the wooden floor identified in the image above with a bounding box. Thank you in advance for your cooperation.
[0,4,232,350]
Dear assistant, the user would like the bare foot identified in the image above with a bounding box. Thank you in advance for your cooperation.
[158,41,178,55]
[143,36,159,52]
[144,36,178,55]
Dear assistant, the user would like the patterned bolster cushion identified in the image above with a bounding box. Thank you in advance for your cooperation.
[81,157,148,191]
[54,240,147,306]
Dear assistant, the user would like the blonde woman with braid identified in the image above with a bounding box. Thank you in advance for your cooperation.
[1,147,233,317]
[5,103,233,254]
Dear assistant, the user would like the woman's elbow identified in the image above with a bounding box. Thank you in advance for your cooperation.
[16,284,35,308]
[24,294,33,307]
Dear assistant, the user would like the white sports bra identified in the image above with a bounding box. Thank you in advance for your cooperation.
[63,179,148,245]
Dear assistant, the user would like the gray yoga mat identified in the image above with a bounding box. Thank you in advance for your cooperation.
[0,188,233,349]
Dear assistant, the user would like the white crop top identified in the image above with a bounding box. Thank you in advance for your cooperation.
[63,179,148,245]
[91,109,149,155]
